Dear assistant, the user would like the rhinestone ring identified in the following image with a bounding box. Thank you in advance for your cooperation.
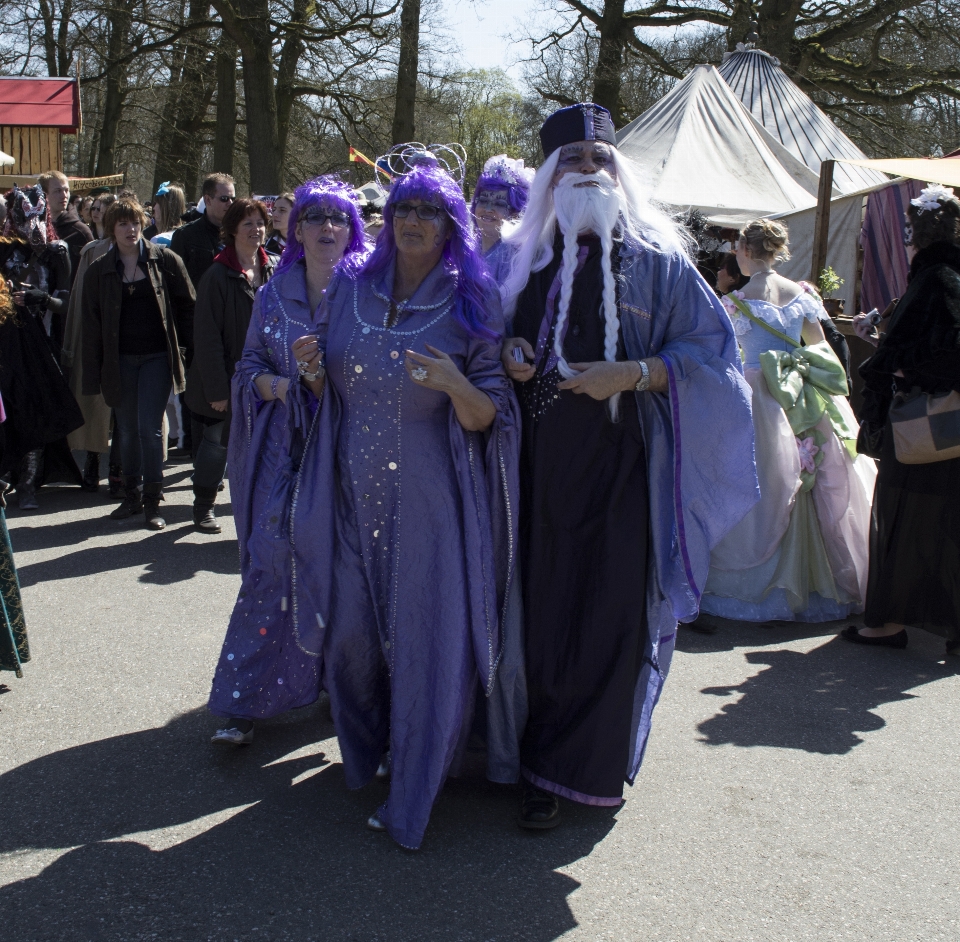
[411,367,428,382]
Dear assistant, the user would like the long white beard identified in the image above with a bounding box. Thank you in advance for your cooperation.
[552,171,624,419]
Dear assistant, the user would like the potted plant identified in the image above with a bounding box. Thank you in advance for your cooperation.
[817,266,846,319]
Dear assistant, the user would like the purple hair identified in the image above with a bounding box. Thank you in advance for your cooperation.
[275,175,368,277]
[363,164,500,341]
[470,156,532,217]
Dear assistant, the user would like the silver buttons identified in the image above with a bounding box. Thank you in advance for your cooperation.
[355,365,363,373]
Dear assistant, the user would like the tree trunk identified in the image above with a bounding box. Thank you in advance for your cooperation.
[756,0,805,69]
[275,0,308,181]
[592,0,626,126]
[96,2,133,175]
[391,0,421,145]
[214,33,238,175]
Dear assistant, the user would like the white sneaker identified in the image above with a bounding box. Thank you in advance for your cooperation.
[211,726,254,745]
[375,751,391,780]
[367,813,387,832]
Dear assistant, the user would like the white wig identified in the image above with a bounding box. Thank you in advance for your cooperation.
[500,148,690,419]
[500,148,691,320]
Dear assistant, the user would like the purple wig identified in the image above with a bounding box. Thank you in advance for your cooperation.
[470,154,534,218]
[363,163,500,341]
[275,175,368,277]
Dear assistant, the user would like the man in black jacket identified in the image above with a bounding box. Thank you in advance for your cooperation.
[168,172,235,455]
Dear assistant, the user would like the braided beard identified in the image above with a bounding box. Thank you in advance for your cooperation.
[552,171,623,418]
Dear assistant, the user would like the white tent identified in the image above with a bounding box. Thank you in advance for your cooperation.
[719,47,888,195]
[616,64,820,226]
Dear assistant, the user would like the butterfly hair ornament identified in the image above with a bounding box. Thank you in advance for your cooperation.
[910,183,956,214]
[375,142,468,194]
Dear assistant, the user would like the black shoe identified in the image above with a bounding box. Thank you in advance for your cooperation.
[143,482,166,530]
[518,782,560,830]
[840,626,908,649]
[686,616,717,634]
[192,485,222,533]
[81,451,100,492]
[107,463,124,499]
[110,479,143,519]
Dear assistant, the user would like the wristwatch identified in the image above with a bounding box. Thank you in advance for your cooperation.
[634,359,651,392]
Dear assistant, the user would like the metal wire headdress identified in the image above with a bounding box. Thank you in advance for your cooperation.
[375,142,468,193]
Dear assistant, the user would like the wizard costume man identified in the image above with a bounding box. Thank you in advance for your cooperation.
[500,103,759,828]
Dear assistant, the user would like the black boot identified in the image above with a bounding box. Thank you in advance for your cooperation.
[81,451,101,493]
[110,478,143,519]
[107,463,124,499]
[143,482,165,530]
[16,450,41,511]
[192,484,222,533]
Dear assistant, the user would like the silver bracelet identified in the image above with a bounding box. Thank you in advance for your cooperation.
[634,359,651,392]
[270,375,283,398]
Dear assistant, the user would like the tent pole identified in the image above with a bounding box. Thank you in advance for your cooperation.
[810,159,835,283]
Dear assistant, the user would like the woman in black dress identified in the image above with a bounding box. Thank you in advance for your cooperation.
[845,185,960,653]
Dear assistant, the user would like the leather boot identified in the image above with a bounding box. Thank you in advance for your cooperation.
[143,482,165,530]
[192,484,222,533]
[16,450,41,511]
[81,451,101,493]
[110,477,143,519]
[107,463,124,500]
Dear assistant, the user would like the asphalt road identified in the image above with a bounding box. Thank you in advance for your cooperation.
[2,472,959,941]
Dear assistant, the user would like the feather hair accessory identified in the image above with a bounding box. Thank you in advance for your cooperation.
[910,183,955,213]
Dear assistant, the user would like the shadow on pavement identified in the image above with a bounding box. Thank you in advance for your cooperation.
[695,634,960,754]
[1,706,615,941]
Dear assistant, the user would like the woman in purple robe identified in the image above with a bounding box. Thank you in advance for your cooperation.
[207,176,368,744]
[289,153,520,849]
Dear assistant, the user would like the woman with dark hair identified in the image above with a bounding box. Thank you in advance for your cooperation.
[89,193,117,241]
[0,184,83,510]
[264,192,294,257]
[288,149,520,850]
[207,176,368,739]
[715,251,749,296]
[471,154,534,287]
[82,197,195,530]
[845,185,960,652]
[186,198,275,532]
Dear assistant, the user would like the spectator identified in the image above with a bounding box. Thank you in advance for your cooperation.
[39,171,93,288]
[264,192,294,256]
[715,251,749,295]
[186,198,274,532]
[169,173,236,456]
[82,197,195,530]
[149,183,187,248]
[845,184,960,652]
[89,193,117,241]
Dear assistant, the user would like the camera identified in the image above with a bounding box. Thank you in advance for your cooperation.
[865,308,882,326]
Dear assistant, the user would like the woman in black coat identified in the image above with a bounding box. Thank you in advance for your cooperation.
[82,197,195,530]
[186,198,274,532]
[845,185,960,653]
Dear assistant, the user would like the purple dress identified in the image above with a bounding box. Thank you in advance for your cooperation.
[295,260,520,849]
[208,262,325,719]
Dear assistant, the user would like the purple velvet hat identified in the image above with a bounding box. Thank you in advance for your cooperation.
[539,103,617,158]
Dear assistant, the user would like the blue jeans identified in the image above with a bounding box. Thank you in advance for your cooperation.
[193,419,228,490]
[114,353,172,486]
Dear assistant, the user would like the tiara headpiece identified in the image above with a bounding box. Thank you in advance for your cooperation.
[375,142,467,193]
[478,154,534,190]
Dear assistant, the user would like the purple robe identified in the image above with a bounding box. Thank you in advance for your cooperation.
[208,263,326,719]
[291,260,520,849]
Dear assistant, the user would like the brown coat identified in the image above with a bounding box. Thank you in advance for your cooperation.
[81,241,195,408]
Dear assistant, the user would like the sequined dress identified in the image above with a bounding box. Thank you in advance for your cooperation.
[208,263,325,719]
[312,261,520,850]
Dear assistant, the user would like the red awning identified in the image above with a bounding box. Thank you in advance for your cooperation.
[0,77,80,132]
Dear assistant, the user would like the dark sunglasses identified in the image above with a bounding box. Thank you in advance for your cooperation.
[214,194,236,204]
[301,210,351,229]
[393,202,444,221]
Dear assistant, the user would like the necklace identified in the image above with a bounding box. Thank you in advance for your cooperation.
[121,266,139,296]
[749,269,776,280]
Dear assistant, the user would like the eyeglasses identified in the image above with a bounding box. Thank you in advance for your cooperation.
[393,202,445,221]
[302,210,351,229]
[475,197,511,214]
[214,194,236,204]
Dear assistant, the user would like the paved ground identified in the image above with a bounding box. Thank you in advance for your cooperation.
[2,472,959,942]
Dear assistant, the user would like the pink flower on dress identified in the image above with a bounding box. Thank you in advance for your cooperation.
[796,436,820,473]
[721,289,745,316]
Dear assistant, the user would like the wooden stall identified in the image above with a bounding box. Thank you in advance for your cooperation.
[0,76,81,175]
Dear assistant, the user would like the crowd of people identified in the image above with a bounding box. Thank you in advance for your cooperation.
[0,102,957,851]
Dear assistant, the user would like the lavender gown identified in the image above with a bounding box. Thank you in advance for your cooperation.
[208,263,326,719]
[293,260,521,849]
